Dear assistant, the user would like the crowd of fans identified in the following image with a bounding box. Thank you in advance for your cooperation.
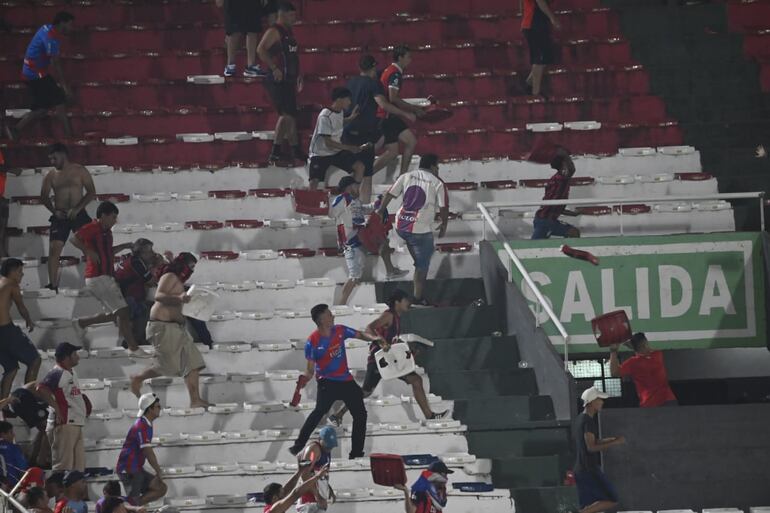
[0,0,693,513]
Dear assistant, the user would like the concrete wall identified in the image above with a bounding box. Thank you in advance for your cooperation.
[600,404,770,511]
[480,241,576,420]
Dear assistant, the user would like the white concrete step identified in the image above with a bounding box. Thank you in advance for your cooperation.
[83,426,470,467]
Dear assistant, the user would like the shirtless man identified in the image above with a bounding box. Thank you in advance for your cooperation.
[129,253,210,408]
[0,258,41,398]
[39,143,96,291]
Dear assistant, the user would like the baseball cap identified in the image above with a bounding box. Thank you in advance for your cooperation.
[63,470,84,487]
[428,460,454,475]
[581,386,609,407]
[337,175,358,193]
[318,426,338,449]
[54,342,81,361]
[137,392,160,418]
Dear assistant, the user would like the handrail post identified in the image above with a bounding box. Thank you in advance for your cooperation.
[761,196,766,233]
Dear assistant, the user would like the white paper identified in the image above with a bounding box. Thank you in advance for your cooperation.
[182,285,220,321]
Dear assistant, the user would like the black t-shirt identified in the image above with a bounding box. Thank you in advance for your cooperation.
[3,388,48,429]
[574,412,601,473]
[344,75,385,138]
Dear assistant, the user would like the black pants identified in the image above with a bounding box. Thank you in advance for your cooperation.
[294,379,367,458]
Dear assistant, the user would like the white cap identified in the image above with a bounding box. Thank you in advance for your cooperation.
[581,386,609,407]
[137,392,160,418]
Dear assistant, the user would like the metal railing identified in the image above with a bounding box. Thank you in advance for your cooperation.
[477,191,766,370]
[0,468,34,513]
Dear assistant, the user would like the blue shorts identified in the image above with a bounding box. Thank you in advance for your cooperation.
[531,217,575,240]
[397,230,434,272]
[575,469,619,508]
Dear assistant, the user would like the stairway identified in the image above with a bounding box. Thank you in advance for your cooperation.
[378,279,578,513]
[602,0,770,230]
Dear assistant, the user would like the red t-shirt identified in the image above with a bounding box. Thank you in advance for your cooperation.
[620,351,677,407]
[76,220,114,278]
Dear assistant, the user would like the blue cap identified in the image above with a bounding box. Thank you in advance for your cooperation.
[319,426,338,449]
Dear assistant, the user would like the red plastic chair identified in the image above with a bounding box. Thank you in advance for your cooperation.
[185,221,224,230]
[293,189,330,216]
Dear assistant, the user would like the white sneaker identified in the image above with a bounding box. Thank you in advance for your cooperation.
[127,347,152,358]
[386,268,409,281]
[71,319,86,341]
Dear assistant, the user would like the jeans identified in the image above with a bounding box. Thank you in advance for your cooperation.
[293,379,367,458]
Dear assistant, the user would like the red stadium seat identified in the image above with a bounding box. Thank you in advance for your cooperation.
[185,221,224,230]
[293,190,330,216]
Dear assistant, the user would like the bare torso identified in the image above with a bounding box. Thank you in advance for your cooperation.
[47,163,89,212]
[150,273,186,323]
[0,277,17,326]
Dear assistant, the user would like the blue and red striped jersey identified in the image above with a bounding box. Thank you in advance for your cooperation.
[77,220,114,278]
[535,172,571,220]
[305,325,357,382]
[116,416,153,474]
[22,25,61,80]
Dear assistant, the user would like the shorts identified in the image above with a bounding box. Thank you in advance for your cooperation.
[574,469,619,508]
[224,0,263,34]
[49,209,92,243]
[296,504,324,513]
[86,276,128,314]
[264,78,298,116]
[26,75,67,111]
[380,116,409,145]
[362,360,414,392]
[523,23,555,65]
[344,245,365,280]
[342,131,378,176]
[147,320,206,377]
[397,230,435,272]
[119,469,154,499]
[309,151,364,183]
[0,323,40,372]
[531,217,575,240]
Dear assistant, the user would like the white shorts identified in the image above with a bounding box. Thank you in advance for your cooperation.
[344,245,365,280]
[85,275,128,314]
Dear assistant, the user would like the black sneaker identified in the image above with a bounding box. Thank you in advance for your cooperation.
[44,283,58,293]
[288,445,302,456]
[349,452,364,460]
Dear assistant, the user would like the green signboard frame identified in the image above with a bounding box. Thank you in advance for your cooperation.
[493,233,766,352]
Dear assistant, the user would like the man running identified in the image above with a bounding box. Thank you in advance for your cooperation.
[0,258,41,399]
[374,45,425,178]
[40,143,96,291]
[71,202,145,356]
[378,154,449,306]
[295,427,337,513]
[7,12,75,140]
[521,0,560,97]
[329,289,446,425]
[331,176,406,305]
[257,1,304,164]
[130,253,210,409]
[343,54,416,203]
[289,303,384,459]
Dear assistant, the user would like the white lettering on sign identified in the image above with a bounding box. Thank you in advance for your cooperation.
[560,271,596,323]
[659,265,692,318]
[635,267,651,320]
[699,265,736,315]
[521,271,552,324]
[601,268,633,320]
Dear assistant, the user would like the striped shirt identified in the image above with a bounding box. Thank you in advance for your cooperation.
[116,416,153,474]
[305,325,357,382]
[77,220,114,278]
[535,172,571,220]
[22,25,61,80]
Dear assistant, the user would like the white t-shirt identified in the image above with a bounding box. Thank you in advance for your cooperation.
[309,108,344,158]
[41,365,87,429]
[388,169,448,234]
